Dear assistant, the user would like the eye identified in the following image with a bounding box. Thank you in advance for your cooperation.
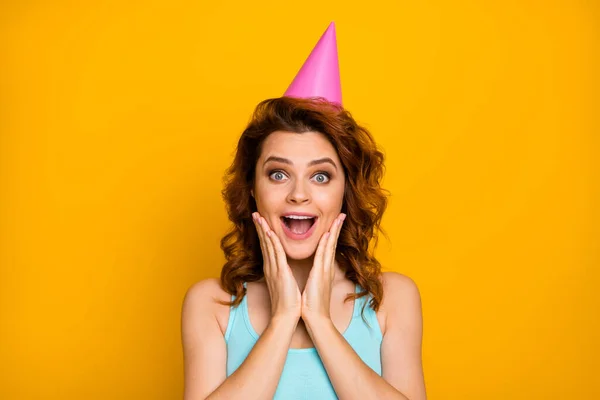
[269,170,288,181]
[312,172,330,184]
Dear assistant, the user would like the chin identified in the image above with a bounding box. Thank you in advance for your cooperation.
[286,252,314,261]
[281,242,318,261]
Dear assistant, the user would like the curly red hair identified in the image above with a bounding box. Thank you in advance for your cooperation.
[219,96,390,315]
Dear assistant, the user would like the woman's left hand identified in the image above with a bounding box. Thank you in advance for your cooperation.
[301,212,347,325]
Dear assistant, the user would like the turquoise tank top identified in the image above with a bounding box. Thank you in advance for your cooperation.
[224,282,383,399]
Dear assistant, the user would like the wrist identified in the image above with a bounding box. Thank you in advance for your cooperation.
[302,313,333,335]
[269,313,300,331]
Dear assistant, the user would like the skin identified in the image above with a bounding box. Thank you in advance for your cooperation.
[251,130,346,292]
[181,130,426,399]
[250,130,353,347]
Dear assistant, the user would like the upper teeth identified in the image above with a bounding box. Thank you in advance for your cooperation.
[285,215,313,219]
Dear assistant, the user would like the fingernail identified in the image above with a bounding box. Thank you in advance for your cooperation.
[341,214,347,221]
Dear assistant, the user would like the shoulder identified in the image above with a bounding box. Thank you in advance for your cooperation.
[381,271,421,298]
[182,278,232,335]
[379,272,423,331]
[181,279,231,398]
[183,278,230,306]
[378,272,427,399]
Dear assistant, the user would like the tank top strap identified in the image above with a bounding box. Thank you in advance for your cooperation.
[354,282,374,318]
[353,283,383,341]
[224,284,239,342]
[353,282,363,317]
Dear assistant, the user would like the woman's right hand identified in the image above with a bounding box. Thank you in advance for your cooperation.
[252,212,302,322]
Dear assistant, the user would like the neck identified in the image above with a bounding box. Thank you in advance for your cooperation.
[287,254,343,293]
[287,256,314,293]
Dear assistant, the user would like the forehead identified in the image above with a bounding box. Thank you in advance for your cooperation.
[260,131,340,163]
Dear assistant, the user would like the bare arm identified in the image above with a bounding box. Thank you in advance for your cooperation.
[182,279,298,400]
[303,272,426,400]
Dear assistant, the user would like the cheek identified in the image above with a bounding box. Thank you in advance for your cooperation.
[315,184,345,207]
[254,184,283,210]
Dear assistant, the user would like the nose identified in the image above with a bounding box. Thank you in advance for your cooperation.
[286,179,310,204]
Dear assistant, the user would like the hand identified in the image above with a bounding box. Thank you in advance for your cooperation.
[301,213,346,324]
[252,212,302,321]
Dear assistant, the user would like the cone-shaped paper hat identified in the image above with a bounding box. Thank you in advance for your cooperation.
[284,22,342,105]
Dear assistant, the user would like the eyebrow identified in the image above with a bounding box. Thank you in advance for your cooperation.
[263,156,338,171]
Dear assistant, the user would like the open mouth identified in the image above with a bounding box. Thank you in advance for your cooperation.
[281,216,317,236]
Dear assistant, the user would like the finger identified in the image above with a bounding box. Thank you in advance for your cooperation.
[261,217,278,275]
[252,213,270,272]
[329,213,346,269]
[314,230,331,272]
[267,228,290,274]
[252,212,266,253]
[331,213,346,258]
[324,216,343,270]
[260,217,277,278]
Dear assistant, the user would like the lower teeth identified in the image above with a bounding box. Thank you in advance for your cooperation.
[284,218,314,235]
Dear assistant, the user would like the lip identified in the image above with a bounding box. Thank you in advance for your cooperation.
[281,212,318,218]
[280,216,318,241]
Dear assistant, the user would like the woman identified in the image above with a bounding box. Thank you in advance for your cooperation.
[182,23,426,400]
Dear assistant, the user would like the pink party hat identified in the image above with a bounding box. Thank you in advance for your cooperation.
[284,22,342,105]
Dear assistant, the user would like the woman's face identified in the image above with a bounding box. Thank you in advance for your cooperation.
[253,130,346,260]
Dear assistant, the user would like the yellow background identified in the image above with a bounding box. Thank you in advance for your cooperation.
[1,1,598,399]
